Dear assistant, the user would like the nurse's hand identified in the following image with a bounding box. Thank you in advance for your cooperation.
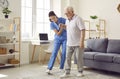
[59,23,66,29]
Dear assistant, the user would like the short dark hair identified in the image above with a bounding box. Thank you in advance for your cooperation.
[48,11,56,17]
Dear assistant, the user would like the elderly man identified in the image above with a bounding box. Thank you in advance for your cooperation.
[61,6,85,77]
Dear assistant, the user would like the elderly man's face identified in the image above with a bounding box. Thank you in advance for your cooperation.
[65,10,74,20]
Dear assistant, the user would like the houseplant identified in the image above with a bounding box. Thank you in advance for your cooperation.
[90,15,98,19]
[2,7,11,18]
[90,15,99,31]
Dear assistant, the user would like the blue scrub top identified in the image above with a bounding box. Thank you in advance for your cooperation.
[50,17,67,40]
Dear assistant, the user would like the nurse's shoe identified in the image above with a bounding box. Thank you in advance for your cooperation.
[46,69,51,75]
[59,69,65,73]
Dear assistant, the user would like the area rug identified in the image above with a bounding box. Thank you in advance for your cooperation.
[17,65,120,79]
[17,71,120,79]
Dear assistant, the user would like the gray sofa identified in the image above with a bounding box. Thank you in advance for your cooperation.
[84,38,120,73]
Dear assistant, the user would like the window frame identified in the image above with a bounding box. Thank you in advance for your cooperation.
[21,0,52,40]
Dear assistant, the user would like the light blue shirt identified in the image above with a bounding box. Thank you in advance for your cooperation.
[50,17,67,40]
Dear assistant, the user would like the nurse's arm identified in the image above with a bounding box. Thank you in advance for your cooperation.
[53,28,63,36]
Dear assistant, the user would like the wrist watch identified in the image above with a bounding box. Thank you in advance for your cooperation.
[0,0,9,8]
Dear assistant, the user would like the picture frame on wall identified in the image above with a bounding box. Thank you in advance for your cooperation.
[117,4,120,13]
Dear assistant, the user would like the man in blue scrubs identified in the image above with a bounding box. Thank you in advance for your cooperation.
[46,11,67,74]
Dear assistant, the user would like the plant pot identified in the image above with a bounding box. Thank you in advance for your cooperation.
[5,15,8,18]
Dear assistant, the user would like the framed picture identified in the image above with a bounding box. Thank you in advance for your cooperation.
[117,4,120,13]
[0,0,9,8]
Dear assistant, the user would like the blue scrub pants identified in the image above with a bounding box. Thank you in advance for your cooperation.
[47,39,66,70]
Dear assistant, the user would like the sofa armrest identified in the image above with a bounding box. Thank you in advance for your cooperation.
[84,48,92,52]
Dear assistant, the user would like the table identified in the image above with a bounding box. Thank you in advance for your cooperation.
[31,40,51,63]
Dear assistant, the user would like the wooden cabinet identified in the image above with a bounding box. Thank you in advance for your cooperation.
[84,19,106,39]
[0,17,21,68]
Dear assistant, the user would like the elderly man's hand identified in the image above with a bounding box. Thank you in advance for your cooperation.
[80,43,84,49]
[59,23,66,29]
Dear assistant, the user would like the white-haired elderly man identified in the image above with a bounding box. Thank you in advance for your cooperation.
[61,6,85,78]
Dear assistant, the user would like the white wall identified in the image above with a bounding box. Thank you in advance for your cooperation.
[52,0,80,17]
[0,0,21,19]
[51,0,61,16]
[21,41,30,65]
[61,0,80,17]
[79,0,120,39]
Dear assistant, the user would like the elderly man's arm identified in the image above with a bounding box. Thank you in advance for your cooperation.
[80,29,85,49]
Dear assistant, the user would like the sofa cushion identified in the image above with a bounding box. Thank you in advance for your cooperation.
[84,52,99,60]
[94,53,117,62]
[84,48,92,52]
[107,39,120,54]
[86,38,108,52]
[113,55,120,64]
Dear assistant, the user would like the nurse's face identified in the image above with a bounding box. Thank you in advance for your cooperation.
[49,16,58,22]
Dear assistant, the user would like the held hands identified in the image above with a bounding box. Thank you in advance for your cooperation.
[59,23,66,29]
[57,23,66,35]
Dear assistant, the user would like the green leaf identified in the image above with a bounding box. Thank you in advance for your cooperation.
[2,7,11,15]
[90,15,98,19]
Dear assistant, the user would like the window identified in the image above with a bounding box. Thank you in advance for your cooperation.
[21,0,53,40]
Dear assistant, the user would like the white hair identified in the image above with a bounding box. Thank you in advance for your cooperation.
[64,6,74,13]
